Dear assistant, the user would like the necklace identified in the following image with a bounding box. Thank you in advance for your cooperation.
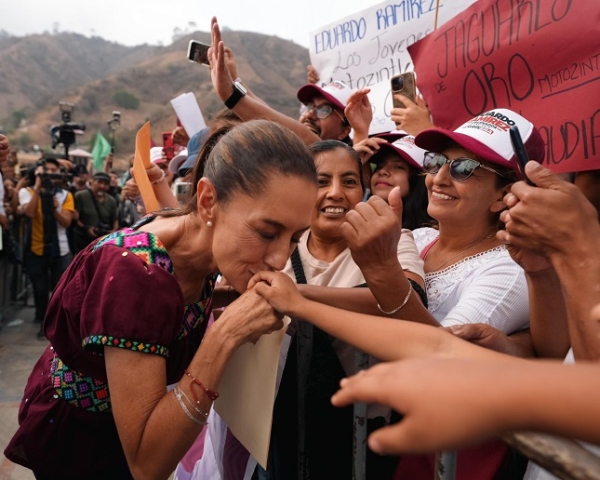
[425,232,495,272]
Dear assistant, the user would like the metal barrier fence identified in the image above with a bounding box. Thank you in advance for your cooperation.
[434,429,600,480]
[0,217,30,322]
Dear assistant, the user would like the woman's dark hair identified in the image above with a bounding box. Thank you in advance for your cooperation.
[308,140,366,192]
[494,165,519,189]
[163,120,317,216]
[402,170,433,230]
[370,150,433,230]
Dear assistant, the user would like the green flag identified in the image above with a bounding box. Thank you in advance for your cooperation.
[91,132,112,171]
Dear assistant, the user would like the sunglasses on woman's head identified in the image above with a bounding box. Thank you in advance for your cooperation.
[423,152,506,182]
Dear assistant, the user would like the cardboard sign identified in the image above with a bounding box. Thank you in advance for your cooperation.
[214,317,291,469]
[409,0,600,173]
[309,0,476,134]
[132,122,160,213]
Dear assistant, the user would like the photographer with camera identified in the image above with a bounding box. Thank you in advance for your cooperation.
[72,171,118,254]
[19,157,74,338]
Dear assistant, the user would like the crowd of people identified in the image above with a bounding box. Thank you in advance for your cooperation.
[0,144,140,338]
[1,14,599,480]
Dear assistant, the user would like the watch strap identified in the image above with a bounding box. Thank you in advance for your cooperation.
[225,84,246,109]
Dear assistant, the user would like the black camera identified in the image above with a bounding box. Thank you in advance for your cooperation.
[35,159,66,194]
[93,222,112,237]
[50,102,86,150]
[50,123,86,149]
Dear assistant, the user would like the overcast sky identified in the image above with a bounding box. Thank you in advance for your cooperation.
[1,0,384,48]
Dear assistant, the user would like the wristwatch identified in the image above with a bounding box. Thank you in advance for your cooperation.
[224,80,247,109]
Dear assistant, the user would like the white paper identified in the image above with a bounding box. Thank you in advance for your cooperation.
[213,317,291,469]
[170,92,207,136]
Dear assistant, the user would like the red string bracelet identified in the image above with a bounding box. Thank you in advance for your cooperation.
[184,369,219,401]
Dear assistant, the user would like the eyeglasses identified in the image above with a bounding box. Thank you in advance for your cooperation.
[423,152,505,182]
[304,103,336,119]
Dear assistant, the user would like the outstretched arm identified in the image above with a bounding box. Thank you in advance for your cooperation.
[250,270,501,363]
[331,355,600,454]
[209,18,320,146]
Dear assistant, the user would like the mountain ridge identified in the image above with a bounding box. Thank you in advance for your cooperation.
[0,30,310,160]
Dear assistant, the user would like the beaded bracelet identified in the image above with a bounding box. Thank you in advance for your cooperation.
[173,386,206,425]
[175,384,209,420]
[377,284,412,315]
[184,369,220,401]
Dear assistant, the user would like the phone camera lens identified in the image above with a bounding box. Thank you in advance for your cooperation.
[392,77,404,91]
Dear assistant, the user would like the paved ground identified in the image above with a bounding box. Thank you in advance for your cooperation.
[0,301,175,480]
[0,301,45,480]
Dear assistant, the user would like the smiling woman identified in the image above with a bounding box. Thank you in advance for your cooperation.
[392,109,547,480]
[266,140,425,480]
[4,120,318,479]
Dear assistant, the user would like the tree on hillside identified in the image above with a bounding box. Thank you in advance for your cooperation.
[113,90,139,110]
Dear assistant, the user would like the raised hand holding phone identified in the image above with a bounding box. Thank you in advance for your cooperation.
[509,126,536,186]
[390,73,417,111]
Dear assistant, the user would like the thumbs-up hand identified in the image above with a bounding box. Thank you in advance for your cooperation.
[499,162,599,258]
[341,187,403,273]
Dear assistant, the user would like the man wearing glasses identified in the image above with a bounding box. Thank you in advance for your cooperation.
[296,80,353,144]
[208,23,355,147]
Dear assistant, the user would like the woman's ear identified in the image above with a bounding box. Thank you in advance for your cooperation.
[490,183,513,214]
[196,178,217,223]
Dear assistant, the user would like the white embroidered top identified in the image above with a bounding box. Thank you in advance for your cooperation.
[413,227,530,333]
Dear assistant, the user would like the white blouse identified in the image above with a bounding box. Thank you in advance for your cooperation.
[413,227,530,333]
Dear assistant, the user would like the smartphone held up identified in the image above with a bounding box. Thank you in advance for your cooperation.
[390,72,417,111]
[187,40,210,66]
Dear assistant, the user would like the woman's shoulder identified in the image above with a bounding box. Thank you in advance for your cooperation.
[93,224,174,275]
[413,227,439,252]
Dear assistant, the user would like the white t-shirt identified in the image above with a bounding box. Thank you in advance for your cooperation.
[413,227,530,333]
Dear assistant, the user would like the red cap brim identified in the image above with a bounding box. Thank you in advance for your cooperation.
[415,128,515,170]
